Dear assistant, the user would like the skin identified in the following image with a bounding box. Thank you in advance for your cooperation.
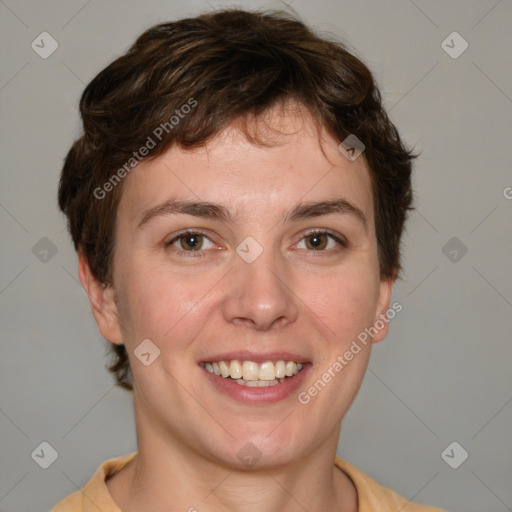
[79,103,394,512]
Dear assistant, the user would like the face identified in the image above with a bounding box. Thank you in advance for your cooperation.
[82,105,393,470]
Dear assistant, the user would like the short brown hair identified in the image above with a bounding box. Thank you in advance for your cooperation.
[58,8,415,390]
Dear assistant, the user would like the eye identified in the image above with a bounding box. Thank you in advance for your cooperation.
[295,230,347,252]
[167,230,216,256]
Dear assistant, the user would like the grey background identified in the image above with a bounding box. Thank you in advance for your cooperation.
[1,0,511,511]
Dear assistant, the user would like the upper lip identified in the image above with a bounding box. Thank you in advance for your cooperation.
[199,351,311,364]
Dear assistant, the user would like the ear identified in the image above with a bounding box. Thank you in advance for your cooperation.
[78,249,123,345]
[371,272,396,344]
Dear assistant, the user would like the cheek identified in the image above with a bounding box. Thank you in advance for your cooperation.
[115,260,219,346]
[298,269,379,420]
[305,265,380,342]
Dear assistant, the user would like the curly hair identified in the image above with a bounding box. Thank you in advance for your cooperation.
[58,8,415,390]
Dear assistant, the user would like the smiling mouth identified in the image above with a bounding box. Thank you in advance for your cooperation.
[201,360,305,387]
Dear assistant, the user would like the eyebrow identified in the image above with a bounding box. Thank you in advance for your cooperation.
[138,200,231,228]
[286,198,367,230]
[138,198,367,230]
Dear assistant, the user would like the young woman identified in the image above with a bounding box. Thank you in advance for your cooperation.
[53,9,444,511]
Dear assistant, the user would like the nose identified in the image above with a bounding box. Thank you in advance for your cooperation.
[220,248,299,331]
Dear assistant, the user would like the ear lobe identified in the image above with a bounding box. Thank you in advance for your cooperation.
[371,275,395,344]
[78,249,123,345]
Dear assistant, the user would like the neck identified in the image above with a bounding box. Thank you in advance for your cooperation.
[107,396,358,512]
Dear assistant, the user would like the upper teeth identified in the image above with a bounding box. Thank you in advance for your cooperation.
[204,360,304,381]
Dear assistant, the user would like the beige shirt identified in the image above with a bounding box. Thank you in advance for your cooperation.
[51,453,446,511]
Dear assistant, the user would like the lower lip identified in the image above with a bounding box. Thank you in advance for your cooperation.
[201,365,311,405]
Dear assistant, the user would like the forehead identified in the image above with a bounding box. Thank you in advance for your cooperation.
[117,106,374,225]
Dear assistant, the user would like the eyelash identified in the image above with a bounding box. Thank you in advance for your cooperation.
[297,229,348,252]
[165,229,348,258]
[166,229,216,258]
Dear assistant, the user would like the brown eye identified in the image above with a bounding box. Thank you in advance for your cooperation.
[178,233,204,251]
[305,233,328,250]
[295,230,346,252]
[167,231,216,255]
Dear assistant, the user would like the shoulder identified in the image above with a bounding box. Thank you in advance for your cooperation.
[50,490,84,511]
[335,458,447,512]
[50,453,137,512]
